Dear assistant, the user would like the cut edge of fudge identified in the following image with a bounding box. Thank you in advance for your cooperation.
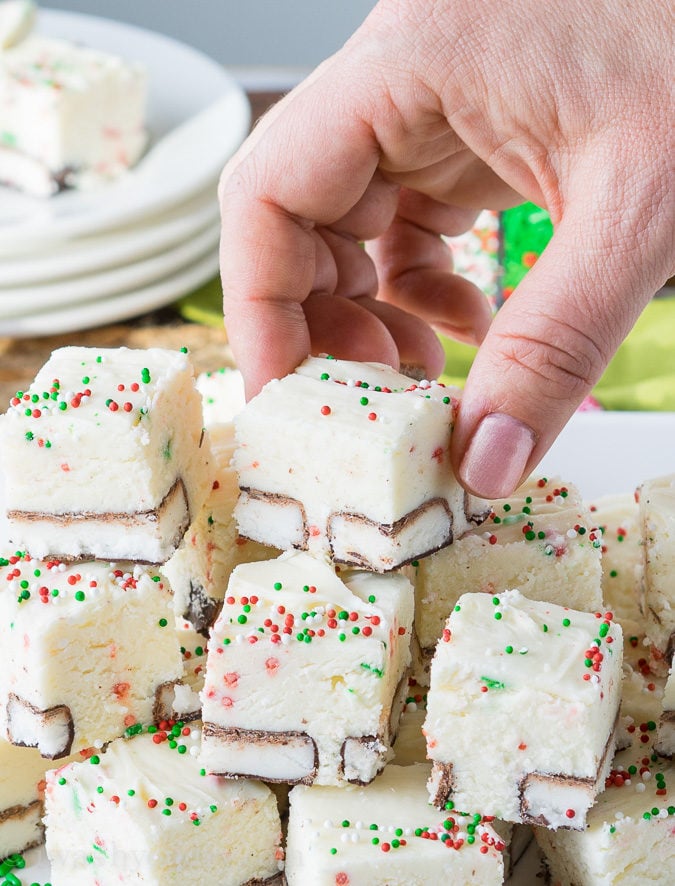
[428,710,620,830]
[237,489,486,573]
[204,672,409,787]
[0,799,43,857]
[5,678,192,761]
[6,477,190,564]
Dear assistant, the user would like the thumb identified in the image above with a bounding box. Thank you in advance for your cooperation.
[452,163,672,499]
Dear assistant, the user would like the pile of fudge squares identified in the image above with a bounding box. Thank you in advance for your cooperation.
[0,345,674,885]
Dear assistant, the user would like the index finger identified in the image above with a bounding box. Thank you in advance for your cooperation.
[219,63,382,398]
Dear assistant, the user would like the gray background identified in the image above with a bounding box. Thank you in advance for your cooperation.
[39,0,377,71]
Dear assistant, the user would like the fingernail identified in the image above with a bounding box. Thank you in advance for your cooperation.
[459,413,536,499]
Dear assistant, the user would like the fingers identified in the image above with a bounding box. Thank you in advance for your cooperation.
[368,191,494,346]
[220,62,387,397]
[452,149,673,499]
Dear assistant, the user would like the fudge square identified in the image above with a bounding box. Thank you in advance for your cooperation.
[639,474,675,658]
[414,476,603,675]
[285,763,505,885]
[0,346,210,563]
[0,552,183,759]
[43,723,284,886]
[425,589,623,829]
[535,742,675,885]
[0,28,147,197]
[233,356,488,572]
[200,550,414,786]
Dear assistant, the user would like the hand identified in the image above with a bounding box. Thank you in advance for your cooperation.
[219,0,674,499]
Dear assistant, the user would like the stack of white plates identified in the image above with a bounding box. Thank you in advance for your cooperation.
[0,9,251,337]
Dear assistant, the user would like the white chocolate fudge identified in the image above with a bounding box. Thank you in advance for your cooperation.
[164,368,276,631]
[414,476,603,674]
[285,763,505,885]
[425,589,623,829]
[201,550,414,786]
[43,723,284,886]
[639,474,675,658]
[0,24,147,197]
[589,492,643,632]
[0,346,210,563]
[0,552,183,759]
[233,356,487,572]
[536,743,675,885]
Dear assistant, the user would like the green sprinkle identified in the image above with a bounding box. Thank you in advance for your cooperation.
[480,676,505,690]
[505,645,513,654]
[562,617,571,627]
[158,618,168,627]
[75,590,85,602]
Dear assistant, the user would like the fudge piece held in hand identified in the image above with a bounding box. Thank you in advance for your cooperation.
[44,723,284,886]
[0,346,210,563]
[425,589,623,830]
[201,550,413,786]
[233,356,487,572]
[413,476,603,677]
[285,763,505,885]
[0,552,183,759]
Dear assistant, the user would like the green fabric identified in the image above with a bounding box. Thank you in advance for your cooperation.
[176,279,675,411]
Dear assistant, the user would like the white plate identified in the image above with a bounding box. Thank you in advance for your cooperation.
[0,188,220,287]
[538,410,675,501]
[0,222,220,318]
[0,9,249,253]
[0,250,219,337]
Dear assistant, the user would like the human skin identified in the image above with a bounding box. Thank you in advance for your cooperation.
[219,0,674,499]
